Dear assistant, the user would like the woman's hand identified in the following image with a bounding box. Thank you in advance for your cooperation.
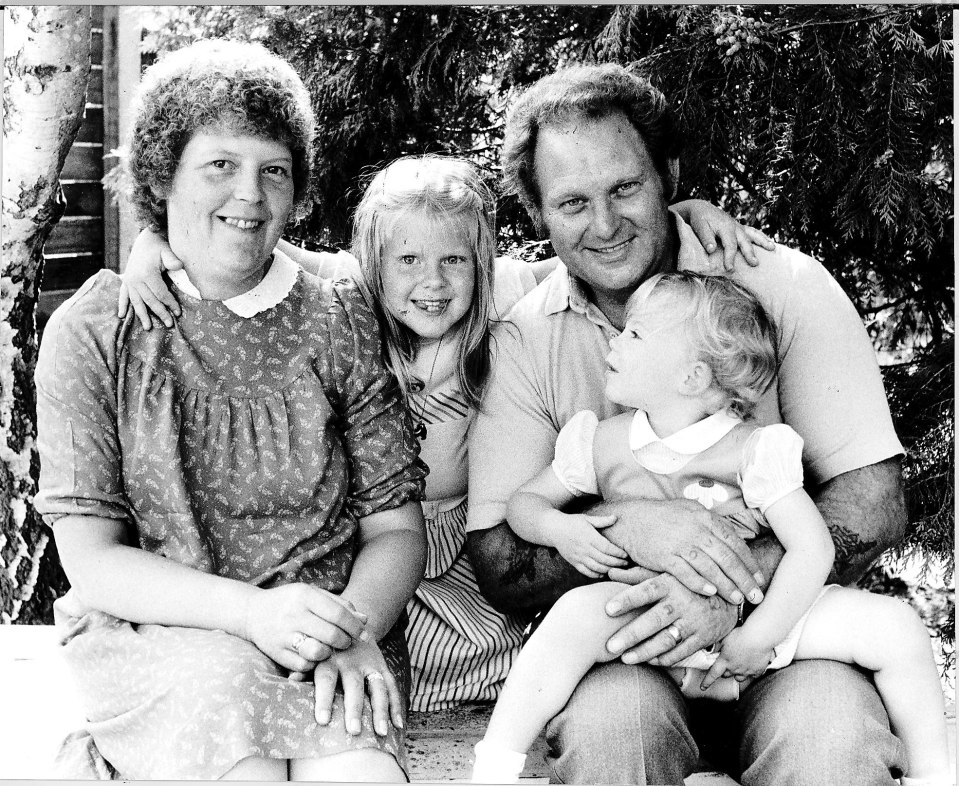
[674,198,775,271]
[243,583,369,674]
[699,625,774,691]
[552,513,628,578]
[118,229,184,329]
[313,637,405,737]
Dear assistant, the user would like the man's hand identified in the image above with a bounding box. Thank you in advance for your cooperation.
[603,572,738,665]
[603,498,765,605]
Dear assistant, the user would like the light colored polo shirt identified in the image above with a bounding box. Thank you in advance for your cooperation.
[466,214,904,533]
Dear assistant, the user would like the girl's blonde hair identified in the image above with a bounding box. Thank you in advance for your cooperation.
[351,155,496,407]
[628,271,778,418]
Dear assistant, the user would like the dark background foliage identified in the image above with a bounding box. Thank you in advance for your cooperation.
[136,4,953,657]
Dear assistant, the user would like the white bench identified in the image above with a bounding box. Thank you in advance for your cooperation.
[3,625,952,782]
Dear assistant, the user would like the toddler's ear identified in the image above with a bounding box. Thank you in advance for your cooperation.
[680,360,714,397]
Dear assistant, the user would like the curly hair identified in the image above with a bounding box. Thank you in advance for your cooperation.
[502,63,680,233]
[629,271,778,419]
[124,39,315,235]
[351,154,496,408]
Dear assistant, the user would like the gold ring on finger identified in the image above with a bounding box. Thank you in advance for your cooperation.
[666,624,683,643]
[291,631,309,656]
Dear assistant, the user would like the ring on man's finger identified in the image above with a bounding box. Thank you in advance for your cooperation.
[666,624,683,643]
[366,671,385,683]
[291,631,309,656]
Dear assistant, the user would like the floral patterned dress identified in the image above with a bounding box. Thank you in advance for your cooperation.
[33,255,426,779]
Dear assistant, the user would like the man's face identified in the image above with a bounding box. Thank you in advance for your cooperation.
[534,111,675,319]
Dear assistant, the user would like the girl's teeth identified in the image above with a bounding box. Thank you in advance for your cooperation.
[416,300,448,313]
[223,218,260,230]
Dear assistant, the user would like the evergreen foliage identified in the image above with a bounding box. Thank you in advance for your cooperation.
[140,6,953,646]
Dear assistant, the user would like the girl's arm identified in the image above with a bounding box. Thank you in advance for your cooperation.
[53,514,367,672]
[670,199,775,270]
[507,465,580,548]
[732,489,835,650]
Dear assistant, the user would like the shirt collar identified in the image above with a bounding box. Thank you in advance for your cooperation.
[630,409,742,455]
[541,211,707,321]
[169,248,298,318]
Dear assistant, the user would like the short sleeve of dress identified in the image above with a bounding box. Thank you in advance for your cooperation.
[551,410,600,497]
[323,281,427,518]
[491,256,537,320]
[740,424,805,513]
[34,272,133,525]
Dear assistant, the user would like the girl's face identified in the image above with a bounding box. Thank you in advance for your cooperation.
[605,295,698,412]
[380,210,476,343]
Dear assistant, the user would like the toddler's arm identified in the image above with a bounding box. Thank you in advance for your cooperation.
[702,489,834,687]
[508,467,627,578]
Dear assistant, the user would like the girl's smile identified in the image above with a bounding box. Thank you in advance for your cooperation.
[380,210,476,342]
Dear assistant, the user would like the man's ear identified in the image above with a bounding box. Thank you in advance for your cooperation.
[666,158,680,201]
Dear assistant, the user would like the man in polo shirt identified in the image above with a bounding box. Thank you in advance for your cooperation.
[467,64,907,785]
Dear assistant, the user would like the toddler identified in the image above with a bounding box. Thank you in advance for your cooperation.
[472,272,951,786]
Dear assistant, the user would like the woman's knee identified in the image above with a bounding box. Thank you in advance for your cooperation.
[221,756,287,781]
[739,660,905,786]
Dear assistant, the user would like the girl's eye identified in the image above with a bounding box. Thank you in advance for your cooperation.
[444,256,467,265]
[399,255,418,265]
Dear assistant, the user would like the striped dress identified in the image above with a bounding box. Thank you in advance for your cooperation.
[404,256,537,711]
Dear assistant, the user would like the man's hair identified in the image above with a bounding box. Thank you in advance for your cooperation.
[351,154,496,408]
[502,63,681,231]
[628,272,778,419]
[124,39,315,235]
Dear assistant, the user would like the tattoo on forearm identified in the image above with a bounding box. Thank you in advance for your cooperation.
[829,524,879,574]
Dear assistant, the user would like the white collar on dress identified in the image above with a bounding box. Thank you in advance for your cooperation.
[630,409,742,455]
[169,248,298,318]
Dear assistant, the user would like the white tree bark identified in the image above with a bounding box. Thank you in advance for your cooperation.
[1,6,91,622]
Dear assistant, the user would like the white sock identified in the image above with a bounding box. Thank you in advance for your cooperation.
[470,738,527,784]
[900,774,954,786]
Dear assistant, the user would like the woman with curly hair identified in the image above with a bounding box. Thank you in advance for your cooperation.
[34,39,427,781]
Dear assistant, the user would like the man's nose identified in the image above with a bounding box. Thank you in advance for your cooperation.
[590,199,619,240]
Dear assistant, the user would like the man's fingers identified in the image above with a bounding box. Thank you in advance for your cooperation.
[607,565,656,585]
[604,576,670,617]
[662,556,720,598]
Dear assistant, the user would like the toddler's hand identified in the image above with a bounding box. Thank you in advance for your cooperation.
[554,514,629,578]
[682,199,776,271]
[699,626,774,691]
[118,229,184,329]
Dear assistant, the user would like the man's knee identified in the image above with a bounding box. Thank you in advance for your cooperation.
[545,661,696,784]
[738,660,905,786]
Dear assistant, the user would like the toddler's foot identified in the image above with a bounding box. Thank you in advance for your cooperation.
[471,738,527,784]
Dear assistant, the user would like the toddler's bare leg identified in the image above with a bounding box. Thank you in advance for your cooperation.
[793,587,950,782]
[483,582,639,755]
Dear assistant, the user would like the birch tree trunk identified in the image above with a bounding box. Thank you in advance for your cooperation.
[2,6,91,623]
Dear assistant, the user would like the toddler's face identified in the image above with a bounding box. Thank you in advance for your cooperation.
[605,296,697,413]
[380,210,476,343]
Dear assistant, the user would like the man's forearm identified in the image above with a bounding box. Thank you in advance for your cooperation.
[465,522,588,617]
[814,457,906,584]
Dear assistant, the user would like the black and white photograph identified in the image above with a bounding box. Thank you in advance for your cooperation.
[1,5,954,783]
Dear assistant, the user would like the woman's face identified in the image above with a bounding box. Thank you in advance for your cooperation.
[379,210,476,343]
[163,129,294,298]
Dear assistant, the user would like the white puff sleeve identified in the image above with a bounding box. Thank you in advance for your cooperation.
[740,424,806,513]
[551,410,600,497]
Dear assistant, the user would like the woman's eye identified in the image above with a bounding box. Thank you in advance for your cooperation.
[264,165,290,178]
[210,160,231,170]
